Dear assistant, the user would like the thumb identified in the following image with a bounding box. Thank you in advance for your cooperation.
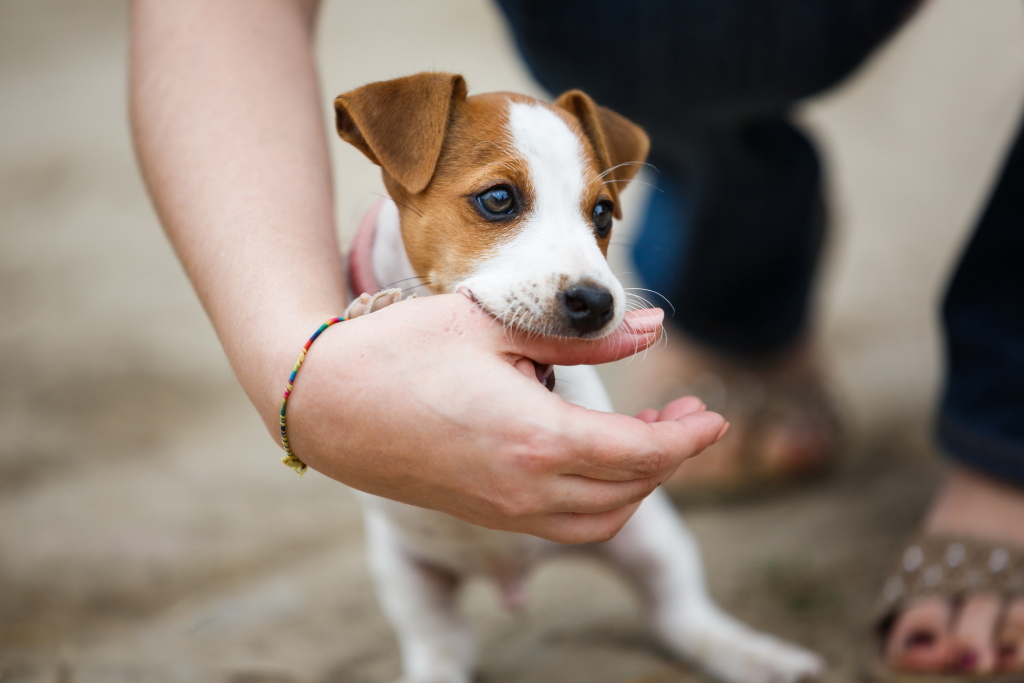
[503,308,664,366]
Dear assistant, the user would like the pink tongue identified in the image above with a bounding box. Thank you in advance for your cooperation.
[533,362,556,392]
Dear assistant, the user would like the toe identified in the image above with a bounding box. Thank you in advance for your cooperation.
[949,593,1001,673]
[885,597,952,673]
[998,598,1024,671]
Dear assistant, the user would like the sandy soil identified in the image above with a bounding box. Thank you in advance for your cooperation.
[2,1,1023,681]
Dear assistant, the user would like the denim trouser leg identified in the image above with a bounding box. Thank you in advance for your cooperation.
[495,0,920,357]
[633,124,823,357]
[498,0,1024,483]
[938,121,1024,487]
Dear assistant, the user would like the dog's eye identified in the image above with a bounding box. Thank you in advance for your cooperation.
[476,186,516,217]
[592,200,614,238]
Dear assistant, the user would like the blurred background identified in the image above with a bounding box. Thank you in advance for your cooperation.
[2,1,1023,681]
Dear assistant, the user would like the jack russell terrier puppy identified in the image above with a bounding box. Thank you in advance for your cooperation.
[334,72,824,683]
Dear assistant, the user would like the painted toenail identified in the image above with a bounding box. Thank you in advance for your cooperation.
[923,564,943,587]
[903,545,923,572]
[989,548,1009,573]
[903,630,936,650]
[945,542,965,568]
[957,650,979,672]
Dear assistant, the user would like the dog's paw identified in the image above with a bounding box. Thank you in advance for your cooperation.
[344,288,411,319]
[663,610,824,683]
[709,632,825,683]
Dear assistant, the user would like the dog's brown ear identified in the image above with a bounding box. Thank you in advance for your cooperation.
[335,73,468,194]
[555,90,650,219]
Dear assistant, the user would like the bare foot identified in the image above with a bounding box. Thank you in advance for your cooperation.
[885,467,1024,674]
[632,335,838,498]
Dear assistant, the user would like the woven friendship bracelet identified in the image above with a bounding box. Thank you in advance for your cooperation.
[280,316,345,474]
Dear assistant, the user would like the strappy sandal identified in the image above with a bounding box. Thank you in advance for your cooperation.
[869,535,1024,682]
[659,359,841,503]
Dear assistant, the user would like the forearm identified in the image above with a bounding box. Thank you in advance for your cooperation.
[129,0,344,427]
[125,1,726,544]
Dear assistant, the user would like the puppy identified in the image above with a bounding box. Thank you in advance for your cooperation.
[335,73,824,683]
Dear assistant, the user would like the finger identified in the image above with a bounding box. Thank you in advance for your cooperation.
[503,308,665,366]
[998,598,1024,671]
[635,408,659,423]
[885,597,953,673]
[543,474,661,515]
[949,594,1001,673]
[634,398,702,425]
[557,406,726,482]
[512,356,537,382]
[658,395,706,421]
[525,502,643,545]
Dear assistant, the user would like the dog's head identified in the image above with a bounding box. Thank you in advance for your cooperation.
[335,73,649,339]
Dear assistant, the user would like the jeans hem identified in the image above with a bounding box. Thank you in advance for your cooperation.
[938,417,1024,489]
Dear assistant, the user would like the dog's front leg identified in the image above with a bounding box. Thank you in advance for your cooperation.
[363,512,475,683]
[597,490,825,683]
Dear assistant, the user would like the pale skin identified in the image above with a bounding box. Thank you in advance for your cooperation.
[127,0,727,545]
[128,0,1024,669]
[884,468,1024,674]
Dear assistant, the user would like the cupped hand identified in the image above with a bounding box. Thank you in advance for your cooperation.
[282,293,726,544]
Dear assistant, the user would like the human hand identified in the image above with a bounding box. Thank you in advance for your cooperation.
[282,293,726,544]
[130,0,726,546]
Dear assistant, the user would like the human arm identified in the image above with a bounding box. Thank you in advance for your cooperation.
[128,0,726,543]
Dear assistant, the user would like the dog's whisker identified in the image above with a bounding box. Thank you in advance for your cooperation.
[381,275,428,290]
[373,192,424,218]
[401,280,437,295]
[337,76,825,683]
[394,187,427,217]
[601,178,663,192]
[597,160,656,179]
[625,287,675,316]
[472,140,499,154]
[483,159,520,175]
[624,292,655,309]
[626,294,657,311]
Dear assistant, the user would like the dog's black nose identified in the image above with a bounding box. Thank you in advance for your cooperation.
[561,285,614,335]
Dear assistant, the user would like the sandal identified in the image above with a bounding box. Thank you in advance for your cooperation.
[649,341,841,503]
[869,535,1024,682]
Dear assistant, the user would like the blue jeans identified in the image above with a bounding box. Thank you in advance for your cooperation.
[496,0,1024,486]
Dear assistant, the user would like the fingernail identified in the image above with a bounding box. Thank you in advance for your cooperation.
[903,630,936,650]
[715,422,730,442]
[956,649,979,672]
[700,402,707,411]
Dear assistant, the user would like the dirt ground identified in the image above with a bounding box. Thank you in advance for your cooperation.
[2,2,1024,682]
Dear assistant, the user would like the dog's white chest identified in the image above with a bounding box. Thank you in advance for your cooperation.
[354,201,613,583]
[337,75,825,683]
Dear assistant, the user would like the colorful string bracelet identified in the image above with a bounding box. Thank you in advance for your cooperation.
[279,316,345,474]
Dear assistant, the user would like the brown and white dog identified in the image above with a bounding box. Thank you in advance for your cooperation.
[335,73,824,683]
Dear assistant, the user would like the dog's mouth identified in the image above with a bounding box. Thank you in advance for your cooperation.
[457,285,556,392]
[533,361,555,392]
[456,285,621,341]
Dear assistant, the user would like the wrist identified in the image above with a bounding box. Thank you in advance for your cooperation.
[226,299,349,437]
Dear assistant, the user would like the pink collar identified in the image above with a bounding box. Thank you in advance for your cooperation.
[348,198,555,392]
[347,198,384,298]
